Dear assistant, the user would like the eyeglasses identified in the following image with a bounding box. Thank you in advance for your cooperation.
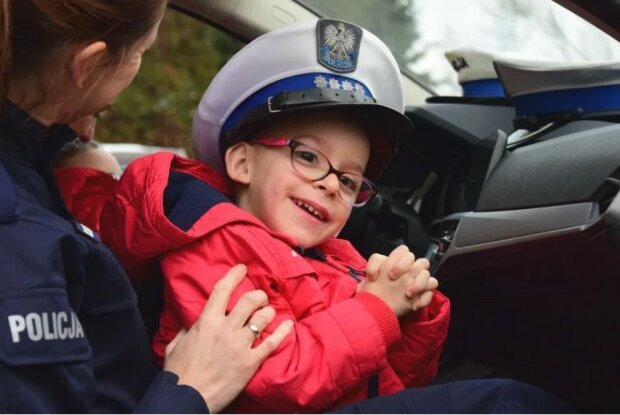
[251,136,376,207]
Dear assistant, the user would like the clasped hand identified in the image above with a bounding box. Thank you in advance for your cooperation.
[358,245,438,317]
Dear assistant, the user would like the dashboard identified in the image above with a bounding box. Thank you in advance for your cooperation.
[343,97,620,411]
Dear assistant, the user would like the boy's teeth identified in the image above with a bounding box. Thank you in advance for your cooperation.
[295,200,324,220]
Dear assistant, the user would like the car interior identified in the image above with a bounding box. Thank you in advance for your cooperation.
[120,0,620,411]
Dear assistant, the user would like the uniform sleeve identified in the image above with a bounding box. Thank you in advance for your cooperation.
[134,371,208,414]
[160,225,401,413]
[81,300,208,414]
[386,290,451,388]
[77,240,210,414]
[0,222,208,414]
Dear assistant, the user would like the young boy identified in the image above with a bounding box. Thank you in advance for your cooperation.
[100,19,449,413]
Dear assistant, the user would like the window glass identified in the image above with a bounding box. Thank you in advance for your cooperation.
[97,10,245,155]
[297,0,620,95]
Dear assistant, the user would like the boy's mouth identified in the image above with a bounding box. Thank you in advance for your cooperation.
[292,198,327,221]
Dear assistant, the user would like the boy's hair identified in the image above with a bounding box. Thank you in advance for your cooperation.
[54,139,99,168]
[192,18,414,181]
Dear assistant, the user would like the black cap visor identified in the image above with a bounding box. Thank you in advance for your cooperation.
[221,88,415,180]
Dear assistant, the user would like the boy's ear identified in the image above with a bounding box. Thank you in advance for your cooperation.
[225,142,252,185]
[70,41,108,88]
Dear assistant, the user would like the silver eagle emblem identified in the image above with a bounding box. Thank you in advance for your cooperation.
[323,21,357,62]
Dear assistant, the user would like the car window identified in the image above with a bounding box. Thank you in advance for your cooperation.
[296,0,620,95]
[97,9,245,157]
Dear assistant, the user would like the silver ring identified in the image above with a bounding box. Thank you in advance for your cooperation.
[247,323,261,337]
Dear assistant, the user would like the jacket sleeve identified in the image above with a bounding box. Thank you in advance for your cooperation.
[0,221,208,414]
[134,371,208,414]
[386,291,451,387]
[160,224,402,413]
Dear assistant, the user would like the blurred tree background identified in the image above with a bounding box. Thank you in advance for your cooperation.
[97,10,244,156]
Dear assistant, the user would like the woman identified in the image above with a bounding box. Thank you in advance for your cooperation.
[0,1,291,412]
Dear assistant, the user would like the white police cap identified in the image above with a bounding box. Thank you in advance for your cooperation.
[494,58,620,125]
[495,58,620,97]
[445,47,504,97]
[192,18,414,179]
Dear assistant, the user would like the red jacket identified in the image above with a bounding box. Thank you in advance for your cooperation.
[100,152,450,413]
[54,166,119,234]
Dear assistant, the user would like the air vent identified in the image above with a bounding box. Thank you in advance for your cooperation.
[427,218,461,271]
[592,168,620,214]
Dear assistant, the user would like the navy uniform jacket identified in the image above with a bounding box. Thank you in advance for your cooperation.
[0,102,208,413]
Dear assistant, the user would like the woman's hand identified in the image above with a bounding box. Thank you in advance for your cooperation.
[163,264,293,413]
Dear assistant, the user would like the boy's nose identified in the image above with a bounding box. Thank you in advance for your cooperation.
[315,172,340,196]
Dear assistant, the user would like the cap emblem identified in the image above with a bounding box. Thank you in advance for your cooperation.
[317,19,362,73]
[449,56,469,73]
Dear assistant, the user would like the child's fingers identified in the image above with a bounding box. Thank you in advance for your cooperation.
[366,253,387,282]
[406,269,430,298]
[252,320,294,361]
[427,276,439,291]
[382,245,412,280]
[410,257,430,276]
[392,251,416,280]
[412,290,434,311]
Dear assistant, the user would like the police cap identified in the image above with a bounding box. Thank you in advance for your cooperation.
[192,18,414,180]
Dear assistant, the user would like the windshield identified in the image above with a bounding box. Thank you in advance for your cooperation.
[296,0,620,95]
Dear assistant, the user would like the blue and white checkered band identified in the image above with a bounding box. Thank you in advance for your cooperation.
[221,73,373,139]
[316,19,363,73]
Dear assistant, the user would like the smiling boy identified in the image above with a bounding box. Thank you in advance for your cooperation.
[227,111,374,248]
[101,19,449,413]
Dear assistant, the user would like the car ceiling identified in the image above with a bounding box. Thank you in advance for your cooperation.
[172,1,620,44]
[555,0,620,40]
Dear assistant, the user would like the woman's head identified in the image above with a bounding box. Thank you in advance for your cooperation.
[0,0,166,124]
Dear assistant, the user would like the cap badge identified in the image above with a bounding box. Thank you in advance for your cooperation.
[449,56,470,73]
[313,75,368,95]
[317,19,362,73]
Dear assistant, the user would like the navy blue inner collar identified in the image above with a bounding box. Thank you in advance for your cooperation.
[0,100,77,164]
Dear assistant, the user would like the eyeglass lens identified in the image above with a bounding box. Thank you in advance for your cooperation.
[290,145,373,205]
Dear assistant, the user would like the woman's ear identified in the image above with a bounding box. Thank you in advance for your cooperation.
[225,142,252,185]
[70,41,108,88]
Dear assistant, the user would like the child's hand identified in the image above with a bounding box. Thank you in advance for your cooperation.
[366,245,415,283]
[406,264,439,311]
[359,245,439,316]
[357,245,417,317]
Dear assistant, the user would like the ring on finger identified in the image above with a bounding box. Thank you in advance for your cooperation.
[247,323,261,337]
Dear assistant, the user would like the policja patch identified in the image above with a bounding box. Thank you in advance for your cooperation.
[316,19,362,73]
